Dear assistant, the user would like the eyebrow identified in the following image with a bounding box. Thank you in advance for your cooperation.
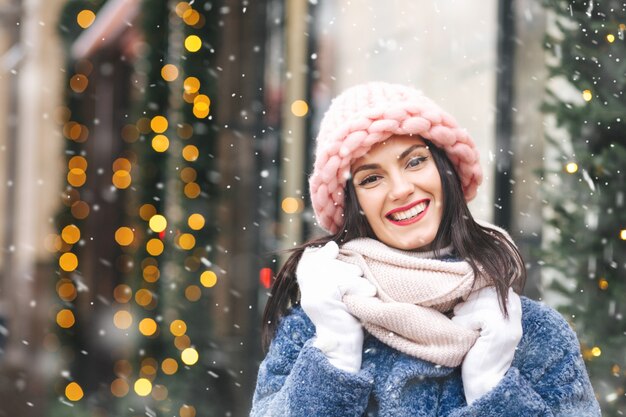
[352,144,428,176]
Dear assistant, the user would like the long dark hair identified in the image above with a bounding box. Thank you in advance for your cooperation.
[261,140,526,351]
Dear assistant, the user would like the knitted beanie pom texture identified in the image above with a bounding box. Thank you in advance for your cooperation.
[309,82,483,234]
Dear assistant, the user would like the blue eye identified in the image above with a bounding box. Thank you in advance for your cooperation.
[407,156,428,168]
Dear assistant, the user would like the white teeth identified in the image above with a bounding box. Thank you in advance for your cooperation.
[390,202,427,221]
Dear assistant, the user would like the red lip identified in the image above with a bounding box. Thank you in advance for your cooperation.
[385,199,430,217]
[386,199,430,226]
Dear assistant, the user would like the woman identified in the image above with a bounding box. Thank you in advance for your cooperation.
[250,82,600,416]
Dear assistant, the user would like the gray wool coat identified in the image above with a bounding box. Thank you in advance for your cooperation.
[250,297,601,417]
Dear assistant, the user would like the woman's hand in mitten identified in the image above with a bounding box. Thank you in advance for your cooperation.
[296,241,377,373]
[452,287,523,405]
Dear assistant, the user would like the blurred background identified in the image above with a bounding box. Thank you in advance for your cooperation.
[0,0,624,416]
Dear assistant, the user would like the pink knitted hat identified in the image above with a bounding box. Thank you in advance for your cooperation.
[309,82,483,234]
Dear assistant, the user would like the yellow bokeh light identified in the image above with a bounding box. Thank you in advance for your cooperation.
[111,378,129,398]
[146,238,164,256]
[607,34,615,43]
[115,227,135,246]
[170,319,187,337]
[291,100,309,117]
[139,318,158,336]
[182,9,200,25]
[113,310,133,330]
[113,284,132,303]
[184,77,200,94]
[591,346,601,357]
[112,158,131,172]
[620,229,626,240]
[582,89,593,102]
[152,134,170,152]
[68,156,88,170]
[61,224,81,244]
[112,170,132,189]
[182,145,199,161]
[143,265,161,283]
[187,213,205,230]
[185,285,202,302]
[192,106,210,119]
[134,378,152,397]
[151,115,168,133]
[184,182,201,199]
[180,404,197,417]
[139,204,157,221]
[56,309,76,328]
[161,64,179,82]
[135,289,154,307]
[76,10,96,29]
[181,347,199,365]
[70,74,89,93]
[281,197,302,214]
[59,252,79,272]
[65,382,84,401]
[161,358,179,375]
[200,271,217,288]
[598,278,608,290]
[184,35,202,52]
[67,168,87,187]
[565,162,579,174]
[149,214,167,233]
[178,233,196,250]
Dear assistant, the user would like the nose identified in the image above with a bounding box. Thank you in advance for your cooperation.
[388,172,414,201]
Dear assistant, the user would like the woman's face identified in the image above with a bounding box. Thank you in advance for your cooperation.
[350,135,443,251]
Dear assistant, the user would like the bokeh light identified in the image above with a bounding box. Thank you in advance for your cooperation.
[115,227,135,246]
[113,284,132,303]
[281,197,303,214]
[146,238,164,256]
[69,74,89,93]
[150,115,168,133]
[76,10,96,29]
[177,233,196,250]
[184,35,202,52]
[180,404,197,417]
[111,378,129,398]
[161,64,179,81]
[149,215,167,232]
[181,347,199,365]
[170,319,187,337]
[187,213,205,230]
[135,289,154,307]
[183,77,200,94]
[65,382,84,401]
[139,318,158,336]
[112,170,132,189]
[56,309,76,329]
[142,265,161,283]
[152,134,170,152]
[200,271,217,288]
[565,162,579,174]
[161,358,179,375]
[61,224,81,244]
[185,285,201,302]
[182,145,199,161]
[183,182,201,198]
[291,99,309,117]
[582,89,593,101]
[67,168,87,187]
[113,310,133,330]
[134,378,152,396]
[59,252,78,272]
[139,204,157,221]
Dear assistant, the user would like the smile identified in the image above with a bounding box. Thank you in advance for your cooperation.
[386,200,430,224]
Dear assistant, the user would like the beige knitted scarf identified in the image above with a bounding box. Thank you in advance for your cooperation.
[339,238,490,367]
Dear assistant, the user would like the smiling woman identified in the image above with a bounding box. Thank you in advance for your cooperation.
[250,82,600,417]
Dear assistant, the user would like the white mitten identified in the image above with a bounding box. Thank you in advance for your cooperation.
[296,241,377,373]
[452,287,523,405]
